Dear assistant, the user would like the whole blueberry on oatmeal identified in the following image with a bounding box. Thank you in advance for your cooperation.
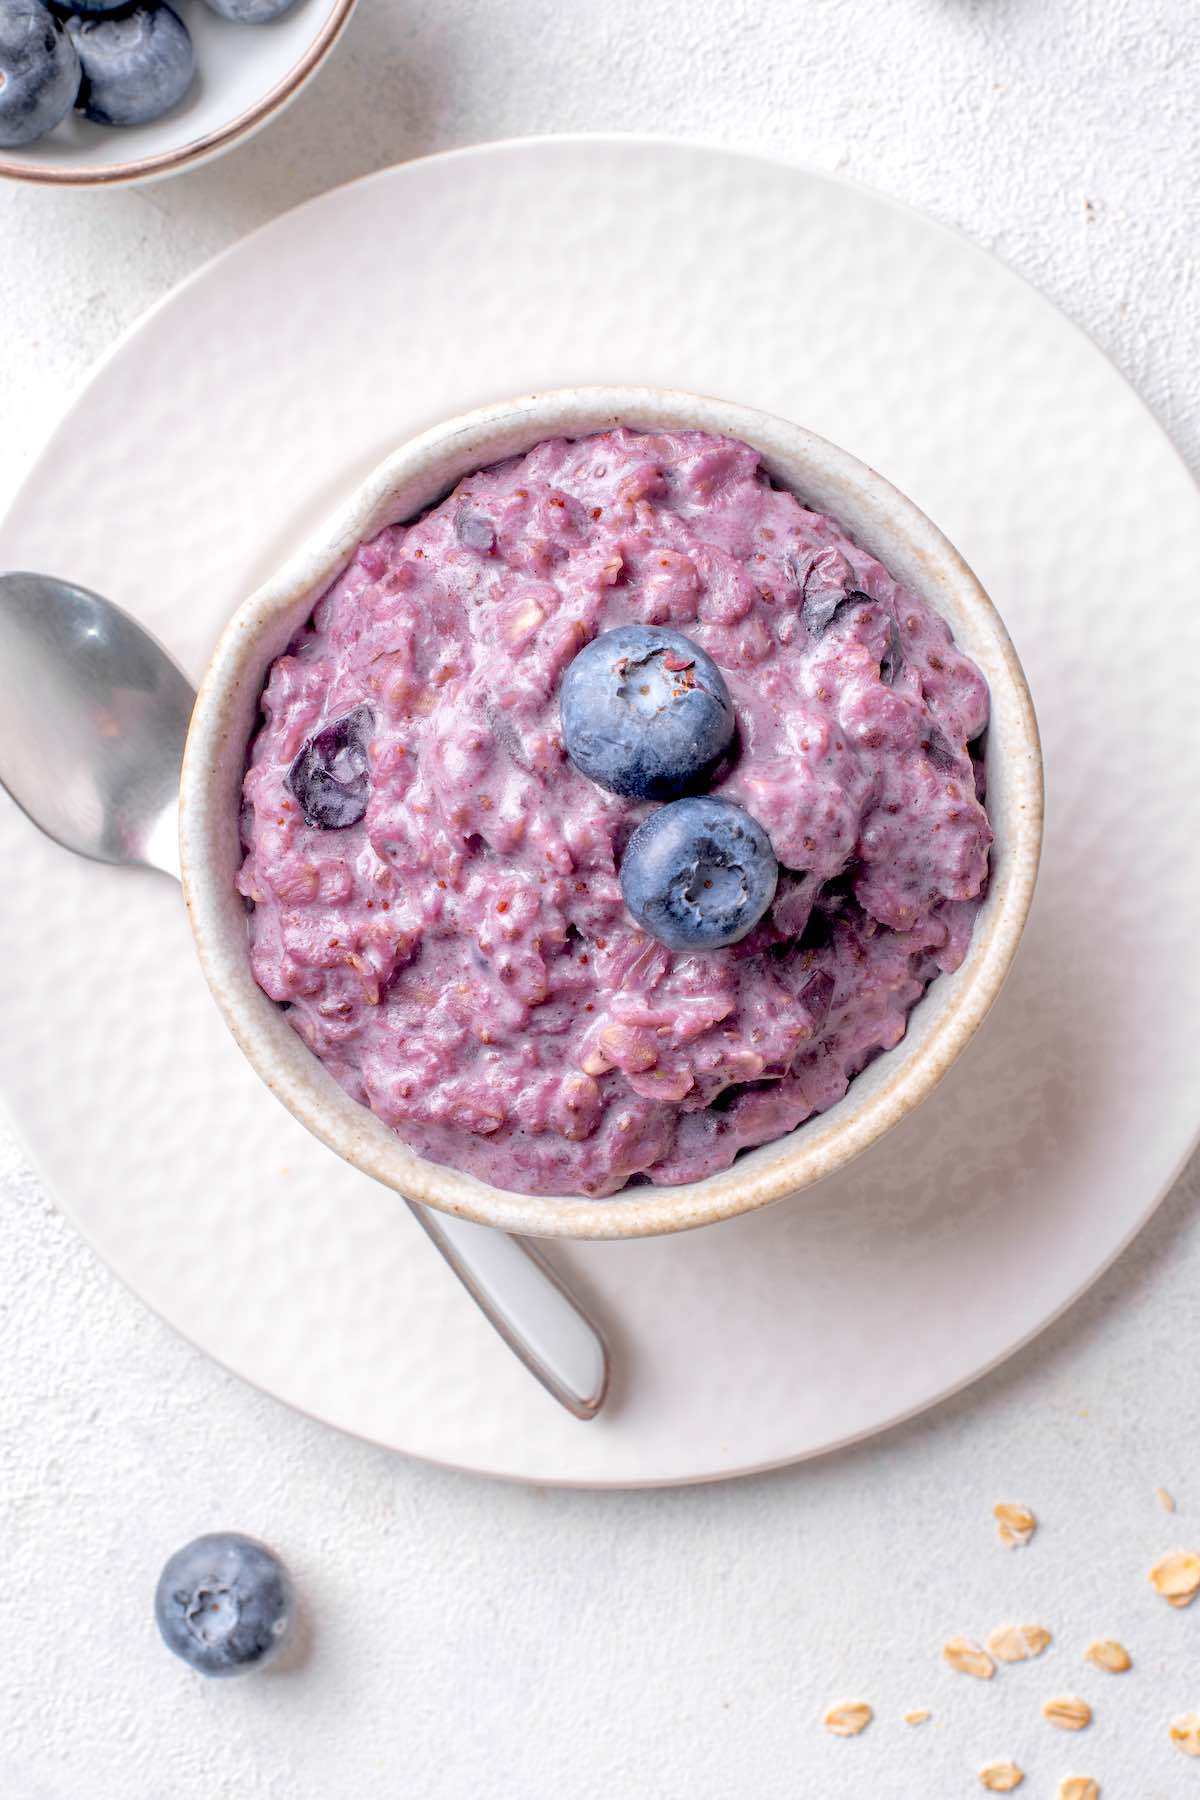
[560,622,735,799]
[238,429,991,1197]
[621,795,778,951]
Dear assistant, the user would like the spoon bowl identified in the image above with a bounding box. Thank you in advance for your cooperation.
[0,572,193,877]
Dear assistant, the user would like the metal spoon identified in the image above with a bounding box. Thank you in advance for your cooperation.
[0,571,608,1420]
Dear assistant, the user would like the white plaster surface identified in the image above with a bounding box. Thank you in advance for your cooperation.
[2,2,1199,1795]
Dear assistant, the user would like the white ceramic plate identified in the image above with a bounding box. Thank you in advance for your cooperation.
[0,0,356,187]
[1,136,1197,1486]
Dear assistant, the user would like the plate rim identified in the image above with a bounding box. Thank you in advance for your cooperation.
[9,128,1198,465]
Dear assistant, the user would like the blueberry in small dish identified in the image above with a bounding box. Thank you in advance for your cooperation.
[202,0,298,19]
[0,0,80,148]
[155,1532,294,1677]
[66,2,193,127]
[50,0,132,16]
[1,0,343,164]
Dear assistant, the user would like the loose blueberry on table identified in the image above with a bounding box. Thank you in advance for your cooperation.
[560,623,734,801]
[620,794,779,951]
[155,1532,294,1677]
[0,0,80,148]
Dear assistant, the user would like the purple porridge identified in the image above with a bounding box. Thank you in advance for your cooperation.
[238,429,991,1197]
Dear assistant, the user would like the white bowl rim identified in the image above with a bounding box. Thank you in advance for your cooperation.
[0,0,356,189]
[179,385,1043,1240]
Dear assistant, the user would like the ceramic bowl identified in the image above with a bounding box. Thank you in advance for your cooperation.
[0,0,356,188]
[179,387,1043,1240]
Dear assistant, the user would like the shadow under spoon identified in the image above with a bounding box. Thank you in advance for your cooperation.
[0,571,609,1421]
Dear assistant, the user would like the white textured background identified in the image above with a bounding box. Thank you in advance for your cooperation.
[3,3,1199,1796]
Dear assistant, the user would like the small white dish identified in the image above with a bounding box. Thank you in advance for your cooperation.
[0,0,356,187]
[179,385,1042,1242]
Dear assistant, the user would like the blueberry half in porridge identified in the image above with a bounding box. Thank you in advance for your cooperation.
[238,429,991,1197]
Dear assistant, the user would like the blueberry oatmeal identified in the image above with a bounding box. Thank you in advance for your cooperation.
[238,429,991,1197]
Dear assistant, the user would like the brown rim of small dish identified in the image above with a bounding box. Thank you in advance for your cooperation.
[0,0,356,188]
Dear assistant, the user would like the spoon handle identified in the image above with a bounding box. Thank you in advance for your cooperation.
[405,1201,609,1420]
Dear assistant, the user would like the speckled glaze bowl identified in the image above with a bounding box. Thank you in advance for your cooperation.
[179,388,1042,1240]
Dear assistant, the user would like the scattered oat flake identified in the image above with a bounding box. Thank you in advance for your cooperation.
[904,1708,931,1725]
[1084,1637,1131,1673]
[823,1701,872,1737]
[943,1636,996,1679]
[1171,1712,1200,1756]
[994,1502,1037,1548]
[978,1761,1024,1791]
[987,1622,1052,1663]
[1043,1695,1093,1731]
[1057,1781,1099,1800]
[1149,1548,1200,1606]
[1157,1486,1176,1512]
